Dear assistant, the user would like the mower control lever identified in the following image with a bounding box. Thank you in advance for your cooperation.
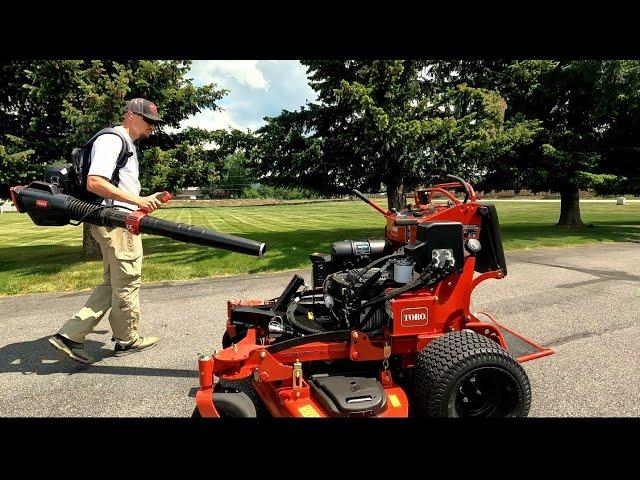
[352,189,388,216]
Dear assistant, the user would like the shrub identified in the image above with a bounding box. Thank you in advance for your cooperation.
[240,185,320,200]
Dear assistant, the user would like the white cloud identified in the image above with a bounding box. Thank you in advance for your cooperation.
[181,60,317,133]
[179,108,261,132]
[189,60,268,90]
[181,108,239,131]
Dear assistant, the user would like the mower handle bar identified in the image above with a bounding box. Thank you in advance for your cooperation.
[445,174,476,203]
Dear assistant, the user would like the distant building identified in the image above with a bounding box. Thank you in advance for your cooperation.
[0,200,18,213]
[176,187,205,200]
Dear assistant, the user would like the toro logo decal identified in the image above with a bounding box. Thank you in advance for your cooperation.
[401,307,429,327]
[36,199,48,208]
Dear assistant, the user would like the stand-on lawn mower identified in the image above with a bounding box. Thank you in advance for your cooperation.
[193,174,554,418]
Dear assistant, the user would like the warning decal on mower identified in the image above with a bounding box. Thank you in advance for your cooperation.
[298,404,321,417]
[463,224,480,239]
[400,307,429,327]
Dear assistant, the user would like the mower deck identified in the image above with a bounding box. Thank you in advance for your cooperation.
[253,378,410,417]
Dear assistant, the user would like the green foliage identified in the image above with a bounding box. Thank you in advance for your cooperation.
[213,151,255,189]
[445,59,640,224]
[254,60,540,209]
[253,108,326,192]
[138,143,218,195]
[198,132,260,198]
[577,172,627,195]
[0,135,36,187]
[453,60,640,192]
[0,60,227,196]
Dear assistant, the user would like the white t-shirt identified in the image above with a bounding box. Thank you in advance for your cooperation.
[87,126,140,210]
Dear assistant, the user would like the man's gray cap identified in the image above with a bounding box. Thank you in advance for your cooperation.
[124,98,166,123]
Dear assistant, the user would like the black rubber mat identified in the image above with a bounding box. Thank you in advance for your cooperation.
[494,325,541,358]
[475,312,547,360]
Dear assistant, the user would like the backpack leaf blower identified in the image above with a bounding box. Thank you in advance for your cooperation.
[10,181,266,257]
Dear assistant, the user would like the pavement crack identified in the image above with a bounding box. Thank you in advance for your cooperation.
[545,321,639,348]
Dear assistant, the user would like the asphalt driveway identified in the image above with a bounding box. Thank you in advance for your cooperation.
[0,242,638,417]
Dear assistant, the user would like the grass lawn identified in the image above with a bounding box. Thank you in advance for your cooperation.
[0,200,638,296]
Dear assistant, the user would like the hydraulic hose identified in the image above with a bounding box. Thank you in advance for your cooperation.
[355,259,444,310]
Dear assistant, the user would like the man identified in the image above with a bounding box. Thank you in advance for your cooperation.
[49,98,167,364]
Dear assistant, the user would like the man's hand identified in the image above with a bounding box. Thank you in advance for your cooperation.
[137,193,165,213]
[87,176,168,213]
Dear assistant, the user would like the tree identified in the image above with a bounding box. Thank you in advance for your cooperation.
[217,152,256,190]
[596,61,640,196]
[0,62,41,193]
[0,135,35,190]
[450,60,640,226]
[254,60,539,210]
[253,107,327,193]
[0,60,227,256]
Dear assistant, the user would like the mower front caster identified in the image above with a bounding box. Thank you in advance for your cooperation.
[414,330,531,417]
[192,391,257,418]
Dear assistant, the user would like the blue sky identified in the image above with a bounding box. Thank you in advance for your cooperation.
[180,61,318,132]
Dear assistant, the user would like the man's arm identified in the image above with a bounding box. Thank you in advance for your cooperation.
[87,175,163,212]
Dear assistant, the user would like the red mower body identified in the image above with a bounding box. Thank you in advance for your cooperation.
[194,176,554,418]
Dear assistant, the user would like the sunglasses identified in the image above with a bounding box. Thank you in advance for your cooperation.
[135,113,159,126]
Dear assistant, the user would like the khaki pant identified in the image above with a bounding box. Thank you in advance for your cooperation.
[59,225,143,344]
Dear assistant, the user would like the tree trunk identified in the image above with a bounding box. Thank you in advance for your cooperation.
[81,223,101,259]
[556,183,584,226]
[386,175,405,211]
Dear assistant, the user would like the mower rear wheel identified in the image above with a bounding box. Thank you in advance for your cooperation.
[192,391,257,418]
[414,330,531,417]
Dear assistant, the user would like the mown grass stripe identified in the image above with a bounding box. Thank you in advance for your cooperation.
[1,200,638,296]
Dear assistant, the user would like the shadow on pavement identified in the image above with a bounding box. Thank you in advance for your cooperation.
[0,336,196,379]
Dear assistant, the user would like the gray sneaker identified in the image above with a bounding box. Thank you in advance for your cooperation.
[114,336,159,356]
[49,334,96,364]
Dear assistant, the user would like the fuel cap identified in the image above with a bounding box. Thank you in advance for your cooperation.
[465,238,481,254]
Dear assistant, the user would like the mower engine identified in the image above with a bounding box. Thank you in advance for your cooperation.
[313,221,464,335]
